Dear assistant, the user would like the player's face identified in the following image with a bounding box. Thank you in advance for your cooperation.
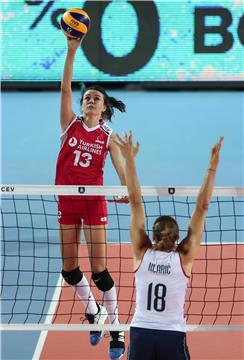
[82,90,106,118]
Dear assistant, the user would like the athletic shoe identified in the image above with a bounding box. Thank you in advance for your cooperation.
[85,304,108,346]
[109,331,125,360]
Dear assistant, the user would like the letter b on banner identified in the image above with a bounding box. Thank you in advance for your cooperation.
[195,7,244,53]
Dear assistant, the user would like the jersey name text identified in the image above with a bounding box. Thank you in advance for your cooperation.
[148,262,171,275]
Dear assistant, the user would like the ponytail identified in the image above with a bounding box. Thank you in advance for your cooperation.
[105,96,126,120]
[153,231,175,252]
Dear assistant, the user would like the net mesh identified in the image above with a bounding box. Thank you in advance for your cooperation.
[1,186,243,329]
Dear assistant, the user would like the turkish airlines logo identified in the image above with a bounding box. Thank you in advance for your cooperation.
[69,137,78,147]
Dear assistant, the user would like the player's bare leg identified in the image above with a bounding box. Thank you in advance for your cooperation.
[85,226,125,359]
[59,224,99,325]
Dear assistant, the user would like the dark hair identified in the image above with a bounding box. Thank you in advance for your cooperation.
[152,216,179,252]
[80,85,126,121]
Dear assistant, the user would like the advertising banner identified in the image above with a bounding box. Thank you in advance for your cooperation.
[2,0,244,82]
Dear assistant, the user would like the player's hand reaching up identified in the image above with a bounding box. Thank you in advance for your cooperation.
[115,131,140,160]
[209,136,224,171]
[66,36,83,52]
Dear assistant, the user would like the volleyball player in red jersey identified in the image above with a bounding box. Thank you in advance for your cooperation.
[55,36,125,360]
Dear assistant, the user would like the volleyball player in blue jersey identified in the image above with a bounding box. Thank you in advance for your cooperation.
[115,132,223,360]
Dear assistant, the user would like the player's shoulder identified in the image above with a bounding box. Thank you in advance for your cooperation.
[141,247,152,261]
[68,114,81,128]
[100,120,113,136]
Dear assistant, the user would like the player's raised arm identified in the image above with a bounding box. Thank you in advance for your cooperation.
[109,134,127,186]
[60,38,83,132]
[115,132,152,264]
[178,137,224,274]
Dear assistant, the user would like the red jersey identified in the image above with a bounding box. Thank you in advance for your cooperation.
[55,117,113,185]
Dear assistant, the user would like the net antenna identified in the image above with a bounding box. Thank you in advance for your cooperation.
[1,185,243,332]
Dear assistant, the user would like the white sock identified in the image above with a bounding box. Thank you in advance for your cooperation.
[103,286,119,324]
[72,275,98,315]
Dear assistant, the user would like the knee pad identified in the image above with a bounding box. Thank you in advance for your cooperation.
[92,268,114,292]
[61,267,83,285]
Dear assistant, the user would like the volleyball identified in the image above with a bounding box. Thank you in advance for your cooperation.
[60,8,90,40]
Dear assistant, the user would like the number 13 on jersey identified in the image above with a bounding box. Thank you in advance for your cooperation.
[73,150,92,168]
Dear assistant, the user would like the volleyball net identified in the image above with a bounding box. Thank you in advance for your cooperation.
[1,185,243,331]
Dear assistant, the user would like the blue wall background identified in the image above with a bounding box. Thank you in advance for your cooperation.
[2,90,244,187]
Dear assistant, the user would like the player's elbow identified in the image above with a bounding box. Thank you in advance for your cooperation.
[202,203,209,211]
[61,83,72,93]
[196,201,209,212]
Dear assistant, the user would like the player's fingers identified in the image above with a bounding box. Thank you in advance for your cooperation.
[115,133,123,143]
[115,134,125,147]
[124,131,128,137]
[217,136,224,150]
[219,136,224,144]
[128,130,133,145]
[215,140,222,154]
[214,136,224,151]
[113,139,121,148]
[210,146,216,158]
[133,141,140,156]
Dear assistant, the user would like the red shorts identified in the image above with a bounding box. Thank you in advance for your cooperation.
[58,196,108,226]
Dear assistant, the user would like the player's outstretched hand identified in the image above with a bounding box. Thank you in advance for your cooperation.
[209,136,224,171]
[66,36,83,51]
[115,131,140,160]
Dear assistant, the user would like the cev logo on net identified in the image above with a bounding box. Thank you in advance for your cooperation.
[1,186,15,192]
[69,137,78,147]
